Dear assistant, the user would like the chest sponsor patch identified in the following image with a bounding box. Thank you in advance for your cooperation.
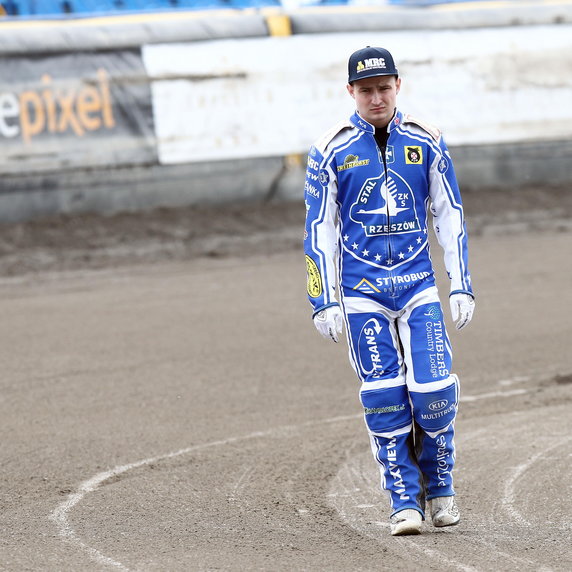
[337,154,370,171]
[405,146,423,165]
[349,171,422,238]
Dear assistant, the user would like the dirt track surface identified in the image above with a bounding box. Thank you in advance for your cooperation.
[0,185,571,571]
[0,185,571,276]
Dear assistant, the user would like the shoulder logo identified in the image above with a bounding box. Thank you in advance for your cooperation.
[319,169,330,185]
[438,157,449,174]
[405,146,423,165]
[337,154,370,172]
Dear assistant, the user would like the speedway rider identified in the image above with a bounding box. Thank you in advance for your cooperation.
[304,46,475,535]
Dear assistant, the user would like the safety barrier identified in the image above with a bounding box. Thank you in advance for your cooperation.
[0,1,571,222]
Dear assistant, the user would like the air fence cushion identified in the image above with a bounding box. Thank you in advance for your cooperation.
[0,11,269,55]
[288,3,572,34]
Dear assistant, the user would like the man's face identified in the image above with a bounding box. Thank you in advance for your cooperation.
[347,75,401,128]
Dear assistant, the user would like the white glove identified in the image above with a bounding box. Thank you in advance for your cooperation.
[449,293,475,331]
[313,306,344,343]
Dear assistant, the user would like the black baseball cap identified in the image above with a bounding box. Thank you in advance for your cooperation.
[348,46,398,84]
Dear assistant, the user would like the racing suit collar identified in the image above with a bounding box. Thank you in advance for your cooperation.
[350,109,402,134]
[350,112,375,133]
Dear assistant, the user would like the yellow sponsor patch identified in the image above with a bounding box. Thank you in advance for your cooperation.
[337,154,370,171]
[305,255,323,298]
[405,145,423,165]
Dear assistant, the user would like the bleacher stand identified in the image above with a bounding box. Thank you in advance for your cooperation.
[0,0,280,17]
[0,0,506,18]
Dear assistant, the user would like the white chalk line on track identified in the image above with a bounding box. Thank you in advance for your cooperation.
[329,421,561,572]
[48,387,537,571]
[49,414,360,571]
[501,435,572,527]
[460,388,528,402]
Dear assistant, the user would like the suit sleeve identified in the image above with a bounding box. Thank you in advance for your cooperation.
[428,138,474,298]
[303,145,339,316]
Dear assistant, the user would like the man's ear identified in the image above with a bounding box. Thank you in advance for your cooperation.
[396,77,402,95]
[347,83,355,98]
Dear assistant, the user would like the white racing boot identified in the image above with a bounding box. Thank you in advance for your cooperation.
[390,509,422,536]
[429,496,460,527]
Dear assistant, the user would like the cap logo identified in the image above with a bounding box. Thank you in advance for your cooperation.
[357,57,386,74]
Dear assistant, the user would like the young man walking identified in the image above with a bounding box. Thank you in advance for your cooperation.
[304,47,474,535]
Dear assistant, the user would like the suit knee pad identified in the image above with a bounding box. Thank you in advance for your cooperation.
[360,382,412,435]
[409,375,459,433]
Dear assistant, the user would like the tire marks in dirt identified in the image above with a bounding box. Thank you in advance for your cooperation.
[49,396,571,571]
[329,403,571,571]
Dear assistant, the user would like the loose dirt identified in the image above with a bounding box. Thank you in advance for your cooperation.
[0,184,570,571]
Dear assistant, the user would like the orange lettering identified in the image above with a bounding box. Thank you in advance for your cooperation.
[57,90,84,136]
[19,90,45,143]
[77,86,102,131]
[97,68,115,128]
[41,75,57,133]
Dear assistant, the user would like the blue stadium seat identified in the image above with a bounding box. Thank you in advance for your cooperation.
[225,0,280,6]
[19,0,62,15]
[0,0,282,16]
[1,0,21,15]
[2,0,488,18]
[65,0,123,14]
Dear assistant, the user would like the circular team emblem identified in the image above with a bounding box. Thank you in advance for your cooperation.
[319,169,330,185]
[438,157,449,174]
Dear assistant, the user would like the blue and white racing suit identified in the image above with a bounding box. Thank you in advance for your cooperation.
[304,109,473,517]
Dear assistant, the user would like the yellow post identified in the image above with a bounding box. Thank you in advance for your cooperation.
[265,12,292,37]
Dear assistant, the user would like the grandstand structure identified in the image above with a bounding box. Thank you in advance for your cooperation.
[0,0,487,18]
